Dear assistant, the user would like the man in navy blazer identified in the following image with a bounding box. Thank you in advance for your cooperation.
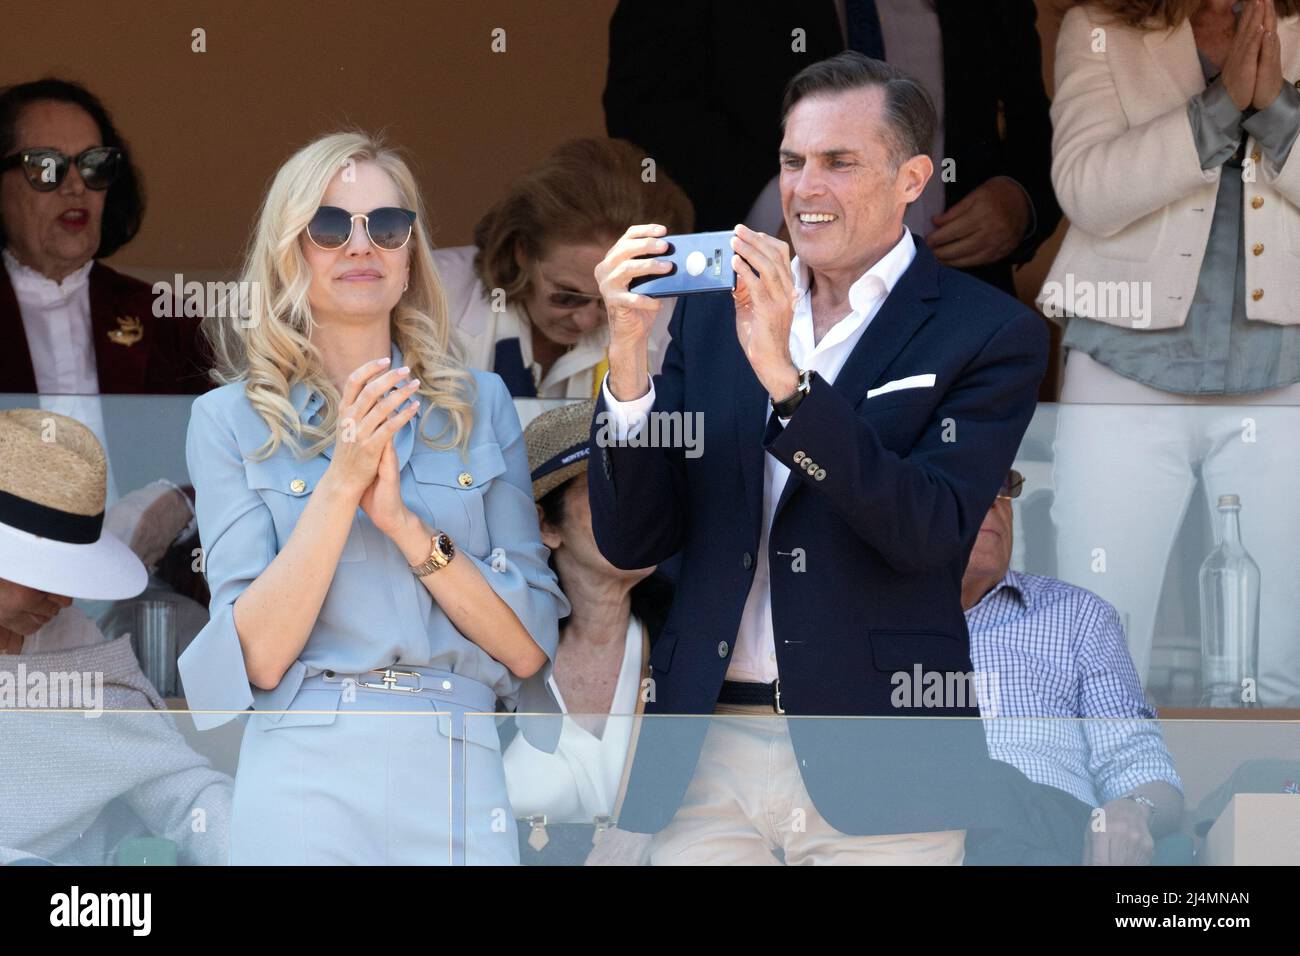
[588,53,1048,864]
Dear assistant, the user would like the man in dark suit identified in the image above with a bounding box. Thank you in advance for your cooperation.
[587,53,1048,863]
[603,0,1060,295]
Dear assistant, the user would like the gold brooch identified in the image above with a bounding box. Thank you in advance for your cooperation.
[107,315,143,347]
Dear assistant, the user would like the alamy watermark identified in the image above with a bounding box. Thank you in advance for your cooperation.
[50,886,150,936]
[1039,274,1153,329]
[152,274,259,326]
[0,665,104,715]
[593,410,704,459]
[890,666,1001,716]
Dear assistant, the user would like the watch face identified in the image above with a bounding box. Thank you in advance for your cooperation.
[437,532,455,561]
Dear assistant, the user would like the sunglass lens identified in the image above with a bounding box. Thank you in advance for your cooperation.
[22,150,65,192]
[366,208,414,250]
[307,206,353,249]
[78,147,121,190]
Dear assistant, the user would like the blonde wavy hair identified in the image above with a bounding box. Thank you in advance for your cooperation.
[205,131,475,461]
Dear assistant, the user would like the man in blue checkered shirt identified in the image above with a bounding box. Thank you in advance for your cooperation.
[962,469,1184,865]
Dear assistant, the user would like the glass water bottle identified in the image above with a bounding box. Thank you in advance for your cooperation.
[1199,495,1261,707]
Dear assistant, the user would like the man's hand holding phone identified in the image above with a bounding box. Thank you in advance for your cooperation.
[596,222,799,404]
[731,224,800,403]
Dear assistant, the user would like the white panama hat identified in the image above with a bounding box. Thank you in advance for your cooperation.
[0,409,146,600]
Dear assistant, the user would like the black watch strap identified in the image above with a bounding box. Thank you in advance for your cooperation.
[772,370,811,418]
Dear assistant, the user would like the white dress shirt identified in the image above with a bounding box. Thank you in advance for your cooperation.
[3,249,119,503]
[601,228,917,683]
[4,249,98,394]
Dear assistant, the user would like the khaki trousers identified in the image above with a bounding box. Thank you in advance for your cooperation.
[649,703,965,866]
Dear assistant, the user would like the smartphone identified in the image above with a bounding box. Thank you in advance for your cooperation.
[629,230,737,298]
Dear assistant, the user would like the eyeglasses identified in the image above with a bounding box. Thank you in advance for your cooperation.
[997,469,1025,500]
[305,206,417,251]
[547,289,604,310]
[0,146,122,192]
[539,273,604,311]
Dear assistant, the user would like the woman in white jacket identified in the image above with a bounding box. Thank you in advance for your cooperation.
[1042,0,1300,705]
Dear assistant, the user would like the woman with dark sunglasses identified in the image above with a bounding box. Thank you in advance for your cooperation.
[179,130,568,864]
[0,79,207,395]
[432,138,693,398]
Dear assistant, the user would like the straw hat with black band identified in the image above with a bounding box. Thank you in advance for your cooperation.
[525,399,597,503]
[0,409,146,600]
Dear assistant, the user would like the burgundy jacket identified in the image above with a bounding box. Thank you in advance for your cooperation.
[0,261,209,394]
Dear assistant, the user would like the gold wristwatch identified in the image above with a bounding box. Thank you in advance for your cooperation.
[409,531,455,577]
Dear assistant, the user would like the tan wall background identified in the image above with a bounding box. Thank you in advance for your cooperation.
[3,1,1071,289]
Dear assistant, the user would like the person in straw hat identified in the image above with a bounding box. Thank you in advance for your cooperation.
[0,403,213,659]
[0,407,146,653]
[0,408,232,865]
[501,399,673,864]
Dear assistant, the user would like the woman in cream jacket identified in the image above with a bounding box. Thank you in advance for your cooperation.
[1042,0,1300,706]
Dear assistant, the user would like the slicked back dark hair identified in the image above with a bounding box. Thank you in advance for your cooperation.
[0,78,144,258]
[781,52,936,172]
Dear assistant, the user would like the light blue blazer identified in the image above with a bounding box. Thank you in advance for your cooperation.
[178,345,569,745]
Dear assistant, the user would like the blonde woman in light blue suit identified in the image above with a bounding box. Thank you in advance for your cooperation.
[178,132,569,865]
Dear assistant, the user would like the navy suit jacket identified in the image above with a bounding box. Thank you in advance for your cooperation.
[588,238,1049,835]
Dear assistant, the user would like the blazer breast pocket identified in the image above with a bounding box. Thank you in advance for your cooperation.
[861,392,936,415]
[859,390,935,450]
[408,442,508,559]
[244,458,367,562]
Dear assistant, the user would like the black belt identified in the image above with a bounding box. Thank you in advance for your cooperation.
[718,679,784,714]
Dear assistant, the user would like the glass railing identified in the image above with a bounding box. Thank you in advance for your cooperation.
[2,392,1298,868]
[2,392,1295,711]
[475,712,1300,866]
[2,707,1297,865]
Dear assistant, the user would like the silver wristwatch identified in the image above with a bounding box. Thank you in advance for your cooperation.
[1122,793,1157,814]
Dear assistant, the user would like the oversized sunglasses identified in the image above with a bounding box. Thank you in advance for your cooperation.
[0,146,122,192]
[997,468,1025,500]
[305,205,417,251]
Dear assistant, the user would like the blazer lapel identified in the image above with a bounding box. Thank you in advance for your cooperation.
[771,240,940,519]
[0,268,37,392]
[89,263,148,393]
[1142,18,1204,102]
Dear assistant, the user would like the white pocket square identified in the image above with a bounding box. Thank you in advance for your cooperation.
[867,373,936,399]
